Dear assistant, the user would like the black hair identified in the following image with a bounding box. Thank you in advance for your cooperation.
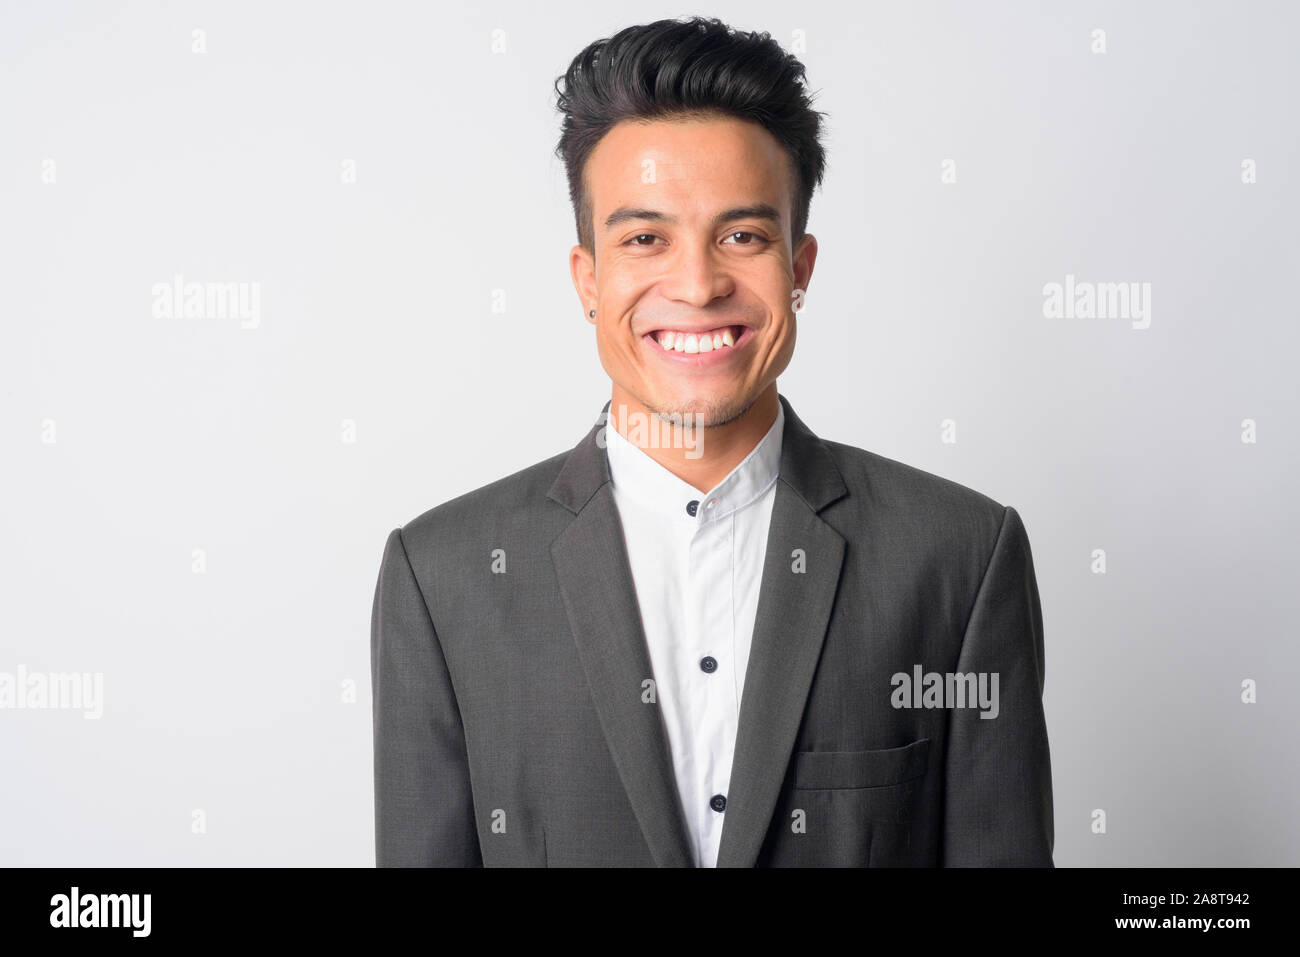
[554,16,828,253]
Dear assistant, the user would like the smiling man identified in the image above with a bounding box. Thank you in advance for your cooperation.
[571,111,806,493]
[371,16,1054,867]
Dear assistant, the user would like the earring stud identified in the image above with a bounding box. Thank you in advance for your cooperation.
[589,309,596,317]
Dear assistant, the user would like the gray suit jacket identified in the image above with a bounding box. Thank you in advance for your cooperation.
[371,393,1054,866]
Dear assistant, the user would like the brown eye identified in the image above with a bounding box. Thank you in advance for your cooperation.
[628,234,658,245]
[724,231,766,245]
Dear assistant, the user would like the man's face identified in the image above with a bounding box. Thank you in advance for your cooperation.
[570,114,817,428]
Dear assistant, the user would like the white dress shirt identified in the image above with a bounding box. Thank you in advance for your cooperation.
[603,402,785,867]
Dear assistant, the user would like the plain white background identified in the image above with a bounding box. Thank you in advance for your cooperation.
[1,0,1296,865]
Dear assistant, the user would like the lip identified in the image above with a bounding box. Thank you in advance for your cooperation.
[639,324,755,367]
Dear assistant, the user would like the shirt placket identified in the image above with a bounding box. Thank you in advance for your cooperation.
[683,504,728,866]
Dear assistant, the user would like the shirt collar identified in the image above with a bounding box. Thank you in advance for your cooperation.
[604,401,784,527]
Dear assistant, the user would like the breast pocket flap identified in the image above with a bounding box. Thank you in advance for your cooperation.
[795,737,931,790]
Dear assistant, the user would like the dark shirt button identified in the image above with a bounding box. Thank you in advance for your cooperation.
[700,656,718,673]
[710,794,727,813]
[686,499,699,517]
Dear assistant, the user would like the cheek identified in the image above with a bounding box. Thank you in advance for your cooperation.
[765,312,798,365]
[756,275,796,319]
[766,303,797,343]
[594,319,637,362]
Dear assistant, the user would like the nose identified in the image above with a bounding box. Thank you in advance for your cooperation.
[659,237,735,309]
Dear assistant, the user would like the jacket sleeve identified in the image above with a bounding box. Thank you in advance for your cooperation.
[941,505,1055,866]
[371,526,482,866]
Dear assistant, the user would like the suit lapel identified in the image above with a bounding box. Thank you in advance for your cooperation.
[547,395,849,868]
[715,452,847,865]
[548,403,695,867]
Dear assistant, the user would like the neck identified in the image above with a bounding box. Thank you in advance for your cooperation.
[607,384,779,493]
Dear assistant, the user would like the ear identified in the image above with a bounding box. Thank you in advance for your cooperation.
[791,233,818,297]
[569,244,598,325]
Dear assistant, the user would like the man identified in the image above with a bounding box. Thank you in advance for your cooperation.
[371,16,1053,867]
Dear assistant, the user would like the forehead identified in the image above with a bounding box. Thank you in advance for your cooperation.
[584,115,793,217]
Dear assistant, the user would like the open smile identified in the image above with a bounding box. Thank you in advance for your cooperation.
[640,324,754,366]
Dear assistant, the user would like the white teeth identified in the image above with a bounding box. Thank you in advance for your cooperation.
[654,326,740,352]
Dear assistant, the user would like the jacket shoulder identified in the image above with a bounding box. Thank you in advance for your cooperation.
[396,448,572,551]
[819,438,1012,548]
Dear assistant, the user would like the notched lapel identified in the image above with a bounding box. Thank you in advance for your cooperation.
[715,395,849,867]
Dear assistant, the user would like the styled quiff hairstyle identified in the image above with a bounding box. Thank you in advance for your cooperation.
[553,17,828,253]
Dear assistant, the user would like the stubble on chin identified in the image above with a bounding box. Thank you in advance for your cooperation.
[646,393,756,430]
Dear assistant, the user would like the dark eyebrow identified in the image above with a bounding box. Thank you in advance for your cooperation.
[603,203,783,231]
